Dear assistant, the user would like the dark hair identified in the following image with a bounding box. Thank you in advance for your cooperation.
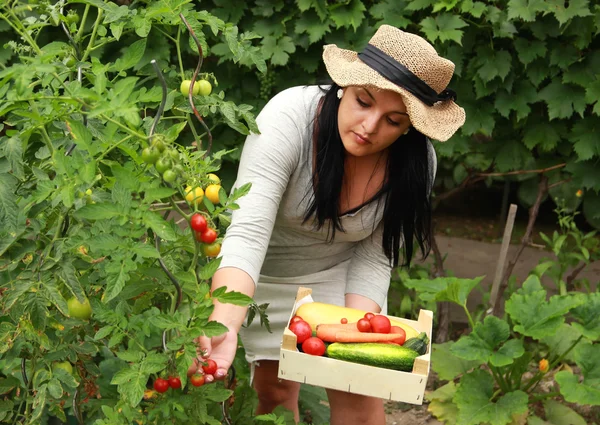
[303,83,432,267]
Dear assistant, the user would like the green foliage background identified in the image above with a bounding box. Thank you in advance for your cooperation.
[200,0,600,228]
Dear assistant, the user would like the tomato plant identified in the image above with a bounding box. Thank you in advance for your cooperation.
[0,1,267,423]
[301,337,326,356]
[190,213,208,233]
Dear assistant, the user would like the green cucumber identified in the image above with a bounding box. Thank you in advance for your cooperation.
[403,332,429,355]
[326,342,419,372]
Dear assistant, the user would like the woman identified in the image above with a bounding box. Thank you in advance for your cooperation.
[189,25,465,424]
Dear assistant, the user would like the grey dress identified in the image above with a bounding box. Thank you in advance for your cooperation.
[218,85,436,363]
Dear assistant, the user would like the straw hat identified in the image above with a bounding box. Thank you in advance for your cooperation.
[323,25,466,142]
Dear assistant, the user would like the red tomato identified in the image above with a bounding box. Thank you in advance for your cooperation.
[168,376,182,389]
[290,315,303,324]
[357,318,371,333]
[340,318,348,324]
[190,213,207,233]
[289,320,312,343]
[370,315,391,334]
[302,337,326,356]
[198,228,217,244]
[390,326,406,345]
[190,374,205,387]
[153,378,169,393]
[202,359,218,375]
[364,312,375,321]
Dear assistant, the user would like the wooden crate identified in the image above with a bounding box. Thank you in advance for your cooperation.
[277,287,433,405]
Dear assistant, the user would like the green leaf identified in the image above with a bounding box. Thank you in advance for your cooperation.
[460,0,486,17]
[539,81,587,120]
[66,119,96,156]
[197,321,229,337]
[555,370,600,405]
[513,38,547,66]
[507,0,547,21]
[102,259,131,303]
[545,0,592,26]
[427,382,458,425]
[550,44,579,69]
[494,140,531,172]
[476,49,512,83]
[505,275,583,339]
[294,12,330,43]
[111,367,146,407]
[0,174,18,233]
[543,399,587,425]
[406,0,435,11]
[420,14,467,45]
[329,0,366,31]
[451,317,524,366]
[74,203,122,220]
[454,370,528,425]
[142,210,178,241]
[114,39,147,72]
[140,352,169,374]
[461,102,495,136]
[261,35,296,66]
[571,117,600,161]
[432,342,482,380]
[565,160,600,192]
[144,187,177,202]
[403,276,482,307]
[523,120,566,153]
[540,324,583,363]
[199,257,222,280]
[369,0,412,27]
[2,136,23,180]
[585,78,600,116]
[212,287,254,306]
[571,292,600,340]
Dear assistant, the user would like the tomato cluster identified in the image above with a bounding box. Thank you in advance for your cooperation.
[180,79,212,97]
[152,375,183,394]
[288,315,326,356]
[141,135,185,184]
[189,213,220,257]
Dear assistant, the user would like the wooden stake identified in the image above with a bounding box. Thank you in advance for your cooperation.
[488,204,518,316]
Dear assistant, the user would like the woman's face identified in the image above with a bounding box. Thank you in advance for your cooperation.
[337,86,411,157]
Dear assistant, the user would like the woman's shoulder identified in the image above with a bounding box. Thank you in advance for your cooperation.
[262,85,325,115]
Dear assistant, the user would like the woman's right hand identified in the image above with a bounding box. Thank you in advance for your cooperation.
[187,326,239,383]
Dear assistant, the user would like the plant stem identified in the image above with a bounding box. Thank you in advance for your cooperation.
[170,196,189,220]
[80,9,103,62]
[529,391,559,402]
[176,26,185,80]
[462,304,475,330]
[75,4,90,41]
[96,135,132,161]
[29,101,54,154]
[490,365,509,393]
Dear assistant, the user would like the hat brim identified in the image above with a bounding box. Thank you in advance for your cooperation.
[323,45,466,142]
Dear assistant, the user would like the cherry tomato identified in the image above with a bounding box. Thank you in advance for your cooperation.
[202,243,221,258]
[364,312,375,321]
[290,315,303,324]
[204,184,221,204]
[153,138,166,152]
[67,297,92,320]
[207,173,220,184]
[302,337,326,356]
[289,320,312,343]
[180,79,200,96]
[185,186,204,206]
[202,359,218,375]
[199,228,217,244]
[369,315,391,334]
[142,147,160,164]
[190,374,205,387]
[190,213,208,233]
[153,378,169,393]
[162,169,177,183]
[357,318,371,333]
[340,318,348,324]
[197,80,212,96]
[155,157,171,174]
[168,376,182,389]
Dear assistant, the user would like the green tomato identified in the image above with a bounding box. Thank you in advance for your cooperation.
[64,55,76,67]
[180,80,200,96]
[155,157,172,174]
[142,147,160,164]
[66,12,79,25]
[67,297,92,320]
[162,169,177,183]
[152,135,166,152]
[53,361,74,376]
[167,148,179,160]
[197,80,212,96]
